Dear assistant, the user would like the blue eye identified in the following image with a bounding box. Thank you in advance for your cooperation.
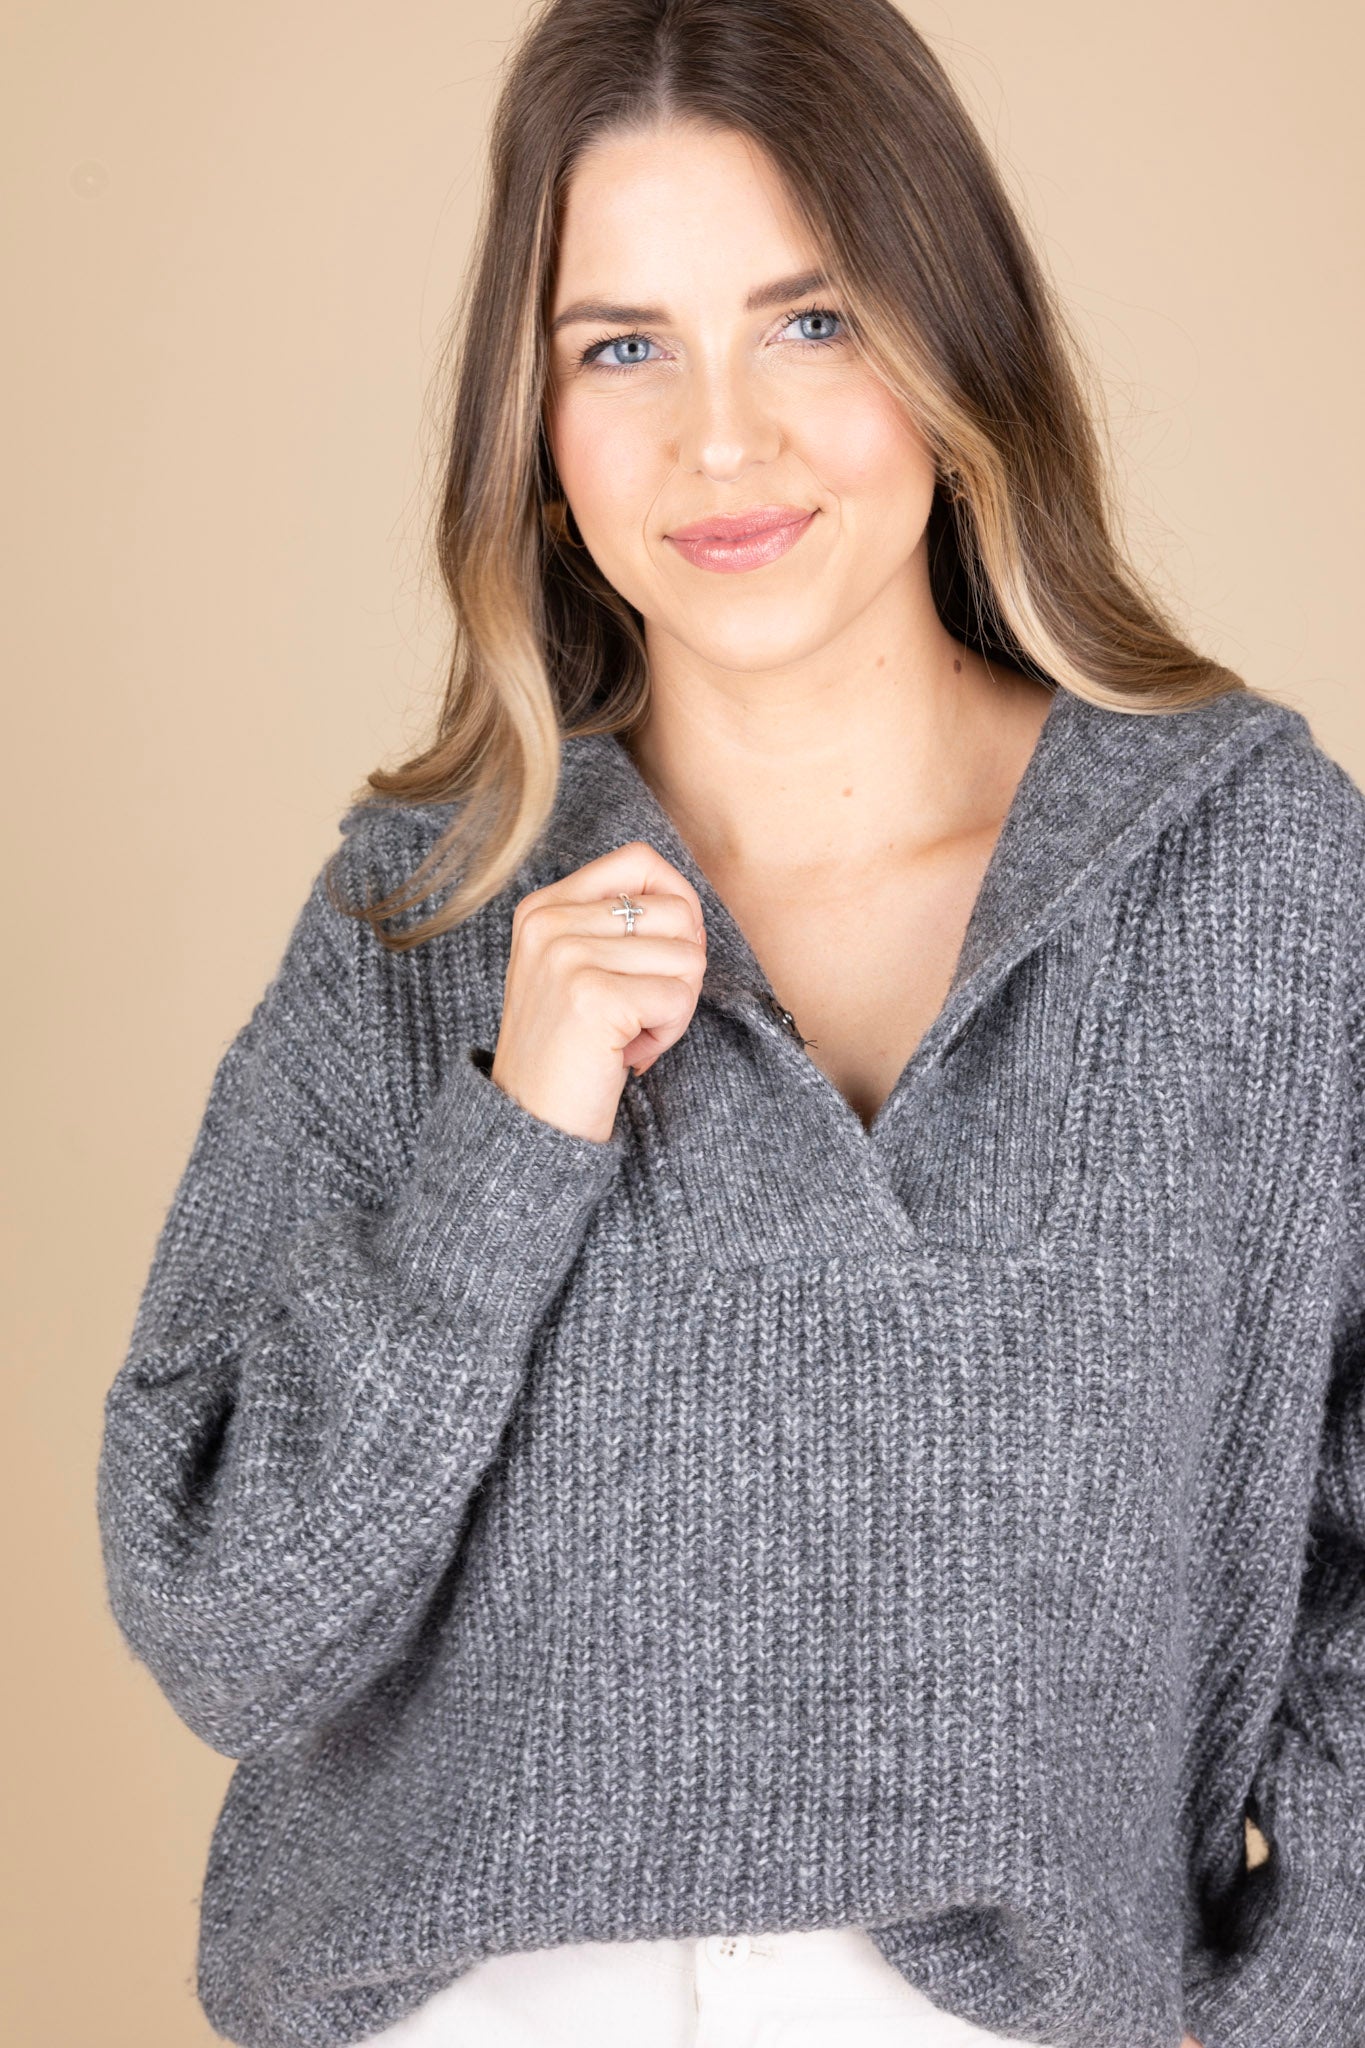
[575,303,847,375]
[578,332,660,372]
[786,305,843,345]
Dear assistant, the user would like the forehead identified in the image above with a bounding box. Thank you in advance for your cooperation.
[550,122,816,310]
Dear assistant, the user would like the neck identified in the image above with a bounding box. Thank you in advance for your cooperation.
[627,588,1051,885]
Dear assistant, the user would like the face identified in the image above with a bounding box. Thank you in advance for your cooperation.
[544,120,940,677]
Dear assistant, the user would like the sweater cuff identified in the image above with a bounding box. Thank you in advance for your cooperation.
[1182,1749,1365,2048]
[374,1041,627,1317]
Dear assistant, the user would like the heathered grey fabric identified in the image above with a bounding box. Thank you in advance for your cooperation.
[96,681,1365,2048]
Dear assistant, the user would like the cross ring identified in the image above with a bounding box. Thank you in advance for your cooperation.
[610,892,646,934]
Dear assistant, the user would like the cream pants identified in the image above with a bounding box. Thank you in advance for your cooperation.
[355,1924,1035,2046]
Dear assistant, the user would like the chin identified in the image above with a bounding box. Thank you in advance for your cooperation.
[689,627,831,674]
[673,592,835,654]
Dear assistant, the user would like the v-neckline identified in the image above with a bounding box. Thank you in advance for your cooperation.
[530,681,1307,1153]
[598,683,1071,1144]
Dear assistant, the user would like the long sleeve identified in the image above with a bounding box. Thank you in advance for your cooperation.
[95,824,626,1762]
[1185,921,1365,2048]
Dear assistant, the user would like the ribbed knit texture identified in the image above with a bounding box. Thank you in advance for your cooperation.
[96,684,1365,2048]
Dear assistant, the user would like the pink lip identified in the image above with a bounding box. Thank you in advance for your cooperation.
[668,503,813,542]
[666,507,817,575]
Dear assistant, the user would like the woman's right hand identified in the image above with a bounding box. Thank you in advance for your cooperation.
[489,840,709,1145]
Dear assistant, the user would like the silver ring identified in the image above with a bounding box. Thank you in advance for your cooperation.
[610,892,646,934]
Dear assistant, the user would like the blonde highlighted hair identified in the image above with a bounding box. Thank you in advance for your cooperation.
[333,0,1263,951]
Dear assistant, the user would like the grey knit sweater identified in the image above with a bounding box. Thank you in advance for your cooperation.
[96,682,1365,2048]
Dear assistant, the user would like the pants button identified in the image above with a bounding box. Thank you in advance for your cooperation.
[704,1932,752,1964]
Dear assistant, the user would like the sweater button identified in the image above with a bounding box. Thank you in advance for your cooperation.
[704,1932,752,1964]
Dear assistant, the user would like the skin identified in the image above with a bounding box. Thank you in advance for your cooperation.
[508,121,1204,2048]
[536,117,1076,1139]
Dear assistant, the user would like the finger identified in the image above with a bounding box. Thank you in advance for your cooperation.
[524,839,706,937]
[519,887,704,956]
[579,964,704,1062]
[542,928,707,985]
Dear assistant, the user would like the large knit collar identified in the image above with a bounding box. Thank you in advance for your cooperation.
[526,682,1312,1065]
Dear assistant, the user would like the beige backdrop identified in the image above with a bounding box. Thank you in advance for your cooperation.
[4,1,1362,2041]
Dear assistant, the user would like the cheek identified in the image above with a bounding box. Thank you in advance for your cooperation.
[803,384,936,503]
[550,397,659,521]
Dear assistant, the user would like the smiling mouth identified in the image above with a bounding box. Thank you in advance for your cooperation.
[667,504,813,543]
[665,509,818,574]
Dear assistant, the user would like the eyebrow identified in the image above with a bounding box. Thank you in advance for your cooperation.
[548,267,831,337]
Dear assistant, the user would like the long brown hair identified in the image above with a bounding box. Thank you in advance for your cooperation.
[333,0,1263,951]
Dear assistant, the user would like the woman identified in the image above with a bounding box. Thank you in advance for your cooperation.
[95,2,1364,2046]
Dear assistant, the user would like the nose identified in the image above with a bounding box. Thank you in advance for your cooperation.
[673,358,782,480]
